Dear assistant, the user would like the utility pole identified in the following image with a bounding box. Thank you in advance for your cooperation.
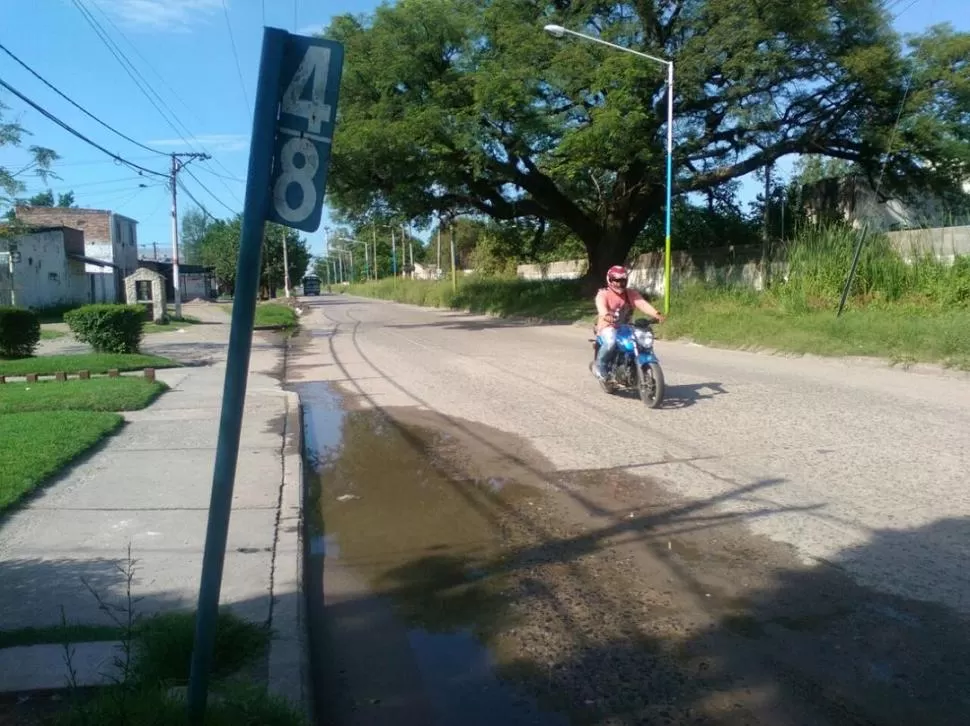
[280,226,290,297]
[170,152,210,318]
[408,224,414,279]
[391,228,397,277]
[153,241,159,260]
[762,163,771,291]
[371,225,378,280]
[437,223,442,280]
[450,221,457,293]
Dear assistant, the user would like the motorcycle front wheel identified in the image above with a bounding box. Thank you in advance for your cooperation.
[637,362,665,409]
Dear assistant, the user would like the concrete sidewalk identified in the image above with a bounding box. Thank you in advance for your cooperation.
[0,303,305,707]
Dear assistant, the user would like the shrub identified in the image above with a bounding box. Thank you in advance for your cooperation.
[0,306,41,358]
[64,304,145,354]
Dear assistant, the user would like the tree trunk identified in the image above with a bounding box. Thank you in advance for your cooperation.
[579,228,637,295]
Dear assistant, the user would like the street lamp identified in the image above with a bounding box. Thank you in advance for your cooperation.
[334,236,370,281]
[543,24,675,314]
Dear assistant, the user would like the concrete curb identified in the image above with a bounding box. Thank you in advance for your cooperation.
[266,389,310,721]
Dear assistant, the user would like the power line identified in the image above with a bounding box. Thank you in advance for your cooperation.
[88,0,207,133]
[221,0,252,117]
[71,0,197,149]
[73,0,246,206]
[0,40,168,156]
[182,166,239,216]
[176,179,218,222]
[86,0,248,197]
[0,77,168,179]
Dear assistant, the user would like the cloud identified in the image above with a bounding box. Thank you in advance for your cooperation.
[147,134,249,153]
[102,0,223,32]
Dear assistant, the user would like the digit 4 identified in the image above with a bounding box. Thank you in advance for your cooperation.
[282,45,332,134]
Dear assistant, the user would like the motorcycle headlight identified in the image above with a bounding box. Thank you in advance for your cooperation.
[635,328,654,347]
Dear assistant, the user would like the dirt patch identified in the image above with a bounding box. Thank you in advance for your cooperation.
[297,382,970,726]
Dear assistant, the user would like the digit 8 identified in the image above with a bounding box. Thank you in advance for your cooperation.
[273,137,319,223]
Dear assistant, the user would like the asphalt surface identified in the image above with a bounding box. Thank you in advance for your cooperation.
[301,294,969,615]
[290,293,970,726]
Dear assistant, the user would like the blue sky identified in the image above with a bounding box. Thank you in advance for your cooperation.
[0,0,964,261]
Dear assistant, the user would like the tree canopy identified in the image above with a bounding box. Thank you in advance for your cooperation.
[323,0,970,284]
[190,213,310,298]
[1,102,58,227]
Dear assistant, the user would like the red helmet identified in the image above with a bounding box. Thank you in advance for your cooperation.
[606,265,628,286]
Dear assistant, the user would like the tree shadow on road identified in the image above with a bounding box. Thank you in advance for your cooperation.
[306,396,970,725]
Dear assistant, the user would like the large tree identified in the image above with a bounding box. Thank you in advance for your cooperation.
[324,0,969,286]
[196,216,310,297]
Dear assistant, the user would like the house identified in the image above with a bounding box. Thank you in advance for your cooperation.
[0,225,89,309]
[136,259,217,301]
[801,174,970,232]
[14,206,140,303]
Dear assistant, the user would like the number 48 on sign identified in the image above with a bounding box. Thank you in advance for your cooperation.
[268,35,344,233]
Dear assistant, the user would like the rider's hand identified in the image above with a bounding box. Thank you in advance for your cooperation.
[654,313,666,324]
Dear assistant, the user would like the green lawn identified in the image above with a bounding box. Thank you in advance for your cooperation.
[220,302,299,329]
[0,378,168,414]
[143,315,202,334]
[0,624,125,649]
[40,329,66,340]
[0,411,123,512]
[0,353,177,377]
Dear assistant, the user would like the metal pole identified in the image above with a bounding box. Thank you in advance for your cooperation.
[761,163,771,291]
[838,225,869,318]
[170,154,182,318]
[6,251,15,307]
[662,61,674,315]
[371,224,377,280]
[437,223,442,279]
[186,27,285,723]
[337,250,344,283]
[450,222,457,292]
[391,228,397,277]
[281,226,291,297]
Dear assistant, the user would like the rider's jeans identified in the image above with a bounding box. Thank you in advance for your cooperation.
[595,326,617,375]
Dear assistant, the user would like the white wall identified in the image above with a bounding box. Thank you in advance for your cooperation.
[0,231,89,309]
[180,273,211,300]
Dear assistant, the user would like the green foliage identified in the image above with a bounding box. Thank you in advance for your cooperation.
[64,304,145,354]
[324,0,967,281]
[132,610,270,686]
[1,101,58,215]
[194,215,310,296]
[0,353,177,377]
[0,411,122,512]
[775,223,970,311]
[55,683,307,726]
[0,306,41,357]
[346,277,593,321]
[0,378,167,414]
[253,303,298,328]
[180,207,211,265]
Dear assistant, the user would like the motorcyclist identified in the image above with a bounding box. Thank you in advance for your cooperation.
[592,265,665,381]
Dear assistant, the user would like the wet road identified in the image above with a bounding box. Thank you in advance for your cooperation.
[288,294,970,726]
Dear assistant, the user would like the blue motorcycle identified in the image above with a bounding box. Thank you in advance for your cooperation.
[590,318,665,408]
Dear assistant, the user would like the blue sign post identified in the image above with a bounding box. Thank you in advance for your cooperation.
[186,27,343,723]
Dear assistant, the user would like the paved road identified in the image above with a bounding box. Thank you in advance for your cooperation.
[291,294,970,725]
[301,294,970,614]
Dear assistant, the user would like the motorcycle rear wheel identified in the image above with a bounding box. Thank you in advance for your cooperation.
[637,362,665,409]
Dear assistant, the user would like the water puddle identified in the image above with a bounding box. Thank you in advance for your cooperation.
[295,381,568,726]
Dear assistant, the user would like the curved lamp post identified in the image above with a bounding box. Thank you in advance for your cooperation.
[544,24,674,314]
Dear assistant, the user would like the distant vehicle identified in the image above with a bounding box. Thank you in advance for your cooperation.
[302,274,321,296]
